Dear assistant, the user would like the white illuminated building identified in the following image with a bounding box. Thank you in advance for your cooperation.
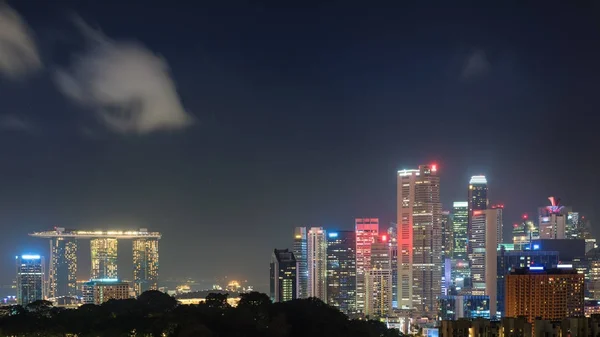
[307,227,327,301]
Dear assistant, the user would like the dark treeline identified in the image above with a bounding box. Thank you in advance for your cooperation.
[0,291,403,337]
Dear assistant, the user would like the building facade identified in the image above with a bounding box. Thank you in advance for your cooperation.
[496,249,559,317]
[397,165,442,315]
[16,254,45,305]
[366,236,393,318]
[132,234,159,296]
[270,249,297,303]
[293,227,308,299]
[83,280,130,305]
[452,202,469,260]
[307,227,327,300]
[90,238,118,280]
[505,267,584,325]
[48,233,77,298]
[355,218,379,313]
[326,230,356,314]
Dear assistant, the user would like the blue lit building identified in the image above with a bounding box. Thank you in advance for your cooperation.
[496,247,559,316]
[16,254,45,305]
[438,295,490,320]
[326,230,356,314]
[293,227,308,299]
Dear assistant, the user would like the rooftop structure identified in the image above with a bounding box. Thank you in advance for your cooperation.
[29,228,161,239]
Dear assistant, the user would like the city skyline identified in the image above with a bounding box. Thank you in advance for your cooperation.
[6,169,597,295]
[2,1,600,295]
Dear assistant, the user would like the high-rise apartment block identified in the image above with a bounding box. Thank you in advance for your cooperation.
[397,165,442,315]
[293,227,308,299]
[326,231,356,314]
[16,254,45,305]
[355,218,379,313]
[307,227,327,300]
[505,267,584,326]
[270,249,297,303]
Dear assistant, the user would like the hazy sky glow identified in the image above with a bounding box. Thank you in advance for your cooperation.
[1,1,599,293]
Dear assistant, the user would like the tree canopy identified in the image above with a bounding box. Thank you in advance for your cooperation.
[0,291,403,337]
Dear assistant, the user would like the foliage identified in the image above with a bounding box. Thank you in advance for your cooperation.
[0,292,402,337]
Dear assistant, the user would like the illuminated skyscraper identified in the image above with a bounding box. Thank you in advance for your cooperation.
[468,175,488,255]
[270,249,297,303]
[16,254,45,305]
[293,227,308,299]
[90,238,118,280]
[133,234,159,296]
[326,231,356,314]
[490,205,504,245]
[442,211,453,259]
[366,235,393,318]
[397,164,442,315]
[469,208,502,318]
[452,202,468,260]
[307,227,327,300]
[49,232,77,298]
[355,218,379,313]
[538,197,568,239]
[388,226,399,308]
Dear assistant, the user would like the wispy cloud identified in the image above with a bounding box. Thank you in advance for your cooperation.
[0,114,34,133]
[461,49,490,80]
[0,3,42,79]
[54,18,193,134]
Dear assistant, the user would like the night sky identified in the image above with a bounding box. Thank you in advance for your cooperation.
[1,1,599,293]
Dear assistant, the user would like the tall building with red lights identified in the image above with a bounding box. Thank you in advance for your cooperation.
[397,164,441,315]
[538,197,569,239]
[355,218,379,313]
[365,235,393,318]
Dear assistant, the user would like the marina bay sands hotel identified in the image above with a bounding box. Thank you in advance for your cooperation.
[29,227,161,298]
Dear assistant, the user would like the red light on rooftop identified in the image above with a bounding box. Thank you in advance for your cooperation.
[522,213,528,220]
[513,223,519,228]
[381,235,388,242]
[431,164,437,172]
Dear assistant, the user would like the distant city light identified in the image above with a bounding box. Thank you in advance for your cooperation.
[328,232,338,238]
[533,244,540,250]
[21,254,41,260]
[557,264,573,269]
[529,266,544,271]
[431,164,437,172]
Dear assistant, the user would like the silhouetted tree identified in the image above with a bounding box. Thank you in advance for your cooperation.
[0,292,402,337]
[137,290,178,315]
[204,292,230,309]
